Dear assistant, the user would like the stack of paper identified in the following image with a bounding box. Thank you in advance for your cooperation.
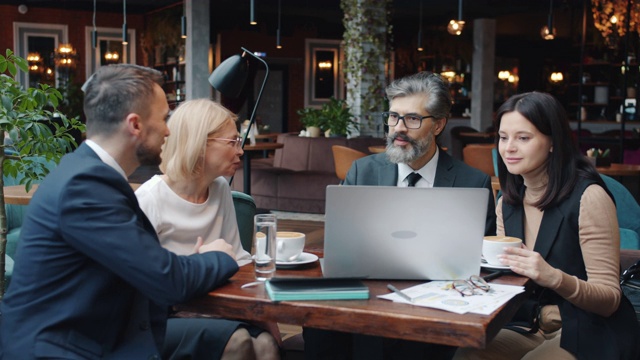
[266,278,370,302]
[378,281,525,315]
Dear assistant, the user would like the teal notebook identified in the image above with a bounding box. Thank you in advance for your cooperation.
[265,278,370,301]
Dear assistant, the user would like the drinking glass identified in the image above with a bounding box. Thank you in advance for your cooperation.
[254,214,277,280]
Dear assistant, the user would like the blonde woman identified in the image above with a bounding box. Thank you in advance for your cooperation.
[136,99,279,360]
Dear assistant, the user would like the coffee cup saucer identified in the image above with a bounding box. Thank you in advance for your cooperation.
[481,262,511,270]
[276,252,318,268]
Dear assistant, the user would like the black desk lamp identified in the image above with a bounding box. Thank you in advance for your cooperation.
[208,47,270,148]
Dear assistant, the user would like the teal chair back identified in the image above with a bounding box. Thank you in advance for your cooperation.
[3,155,57,287]
[601,174,640,249]
[232,191,257,253]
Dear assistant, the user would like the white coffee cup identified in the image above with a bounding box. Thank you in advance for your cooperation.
[276,231,305,262]
[482,236,522,266]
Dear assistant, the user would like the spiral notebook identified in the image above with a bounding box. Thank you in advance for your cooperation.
[322,185,489,280]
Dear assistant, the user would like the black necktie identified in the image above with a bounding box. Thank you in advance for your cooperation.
[406,172,422,187]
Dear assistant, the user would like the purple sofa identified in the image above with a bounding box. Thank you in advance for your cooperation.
[231,133,385,214]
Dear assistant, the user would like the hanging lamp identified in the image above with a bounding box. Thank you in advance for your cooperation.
[91,0,98,48]
[447,0,465,36]
[417,0,424,51]
[540,0,556,40]
[122,0,128,45]
[276,0,282,49]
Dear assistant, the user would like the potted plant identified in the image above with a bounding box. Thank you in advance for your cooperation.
[0,50,85,297]
[321,97,359,137]
[297,107,325,137]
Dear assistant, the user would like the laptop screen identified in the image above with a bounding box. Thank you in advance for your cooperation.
[322,185,488,280]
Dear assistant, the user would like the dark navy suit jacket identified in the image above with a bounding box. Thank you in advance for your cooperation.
[344,151,497,235]
[0,143,238,359]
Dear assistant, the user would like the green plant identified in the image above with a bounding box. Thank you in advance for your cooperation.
[0,49,85,297]
[297,107,326,130]
[341,0,392,134]
[321,97,359,136]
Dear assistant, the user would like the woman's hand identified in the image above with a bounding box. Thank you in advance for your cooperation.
[498,245,562,289]
[193,237,236,261]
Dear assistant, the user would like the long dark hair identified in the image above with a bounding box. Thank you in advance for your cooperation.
[495,92,604,210]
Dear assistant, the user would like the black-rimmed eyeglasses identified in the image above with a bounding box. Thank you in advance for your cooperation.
[382,111,435,129]
[451,275,491,297]
[208,136,243,148]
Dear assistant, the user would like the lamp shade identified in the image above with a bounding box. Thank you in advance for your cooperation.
[208,54,249,98]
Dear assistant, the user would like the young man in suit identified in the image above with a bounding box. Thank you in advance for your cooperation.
[0,64,243,359]
[304,72,496,360]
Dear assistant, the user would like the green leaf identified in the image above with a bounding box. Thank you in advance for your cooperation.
[13,56,28,73]
[6,62,16,77]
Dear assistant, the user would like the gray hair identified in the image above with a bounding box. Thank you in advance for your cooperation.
[385,72,452,120]
[83,64,164,137]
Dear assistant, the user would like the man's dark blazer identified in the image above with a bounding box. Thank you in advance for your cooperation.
[0,143,238,359]
[344,151,496,235]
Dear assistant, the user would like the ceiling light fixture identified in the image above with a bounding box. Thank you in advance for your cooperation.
[181,1,187,39]
[250,0,257,25]
[540,0,556,40]
[417,0,424,51]
[54,43,78,69]
[550,71,563,82]
[447,0,465,36]
[276,0,282,49]
[122,0,128,45]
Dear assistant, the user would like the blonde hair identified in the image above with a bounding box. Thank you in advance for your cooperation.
[160,99,237,181]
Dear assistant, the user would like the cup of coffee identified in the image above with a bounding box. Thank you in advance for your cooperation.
[482,235,522,266]
[276,231,305,262]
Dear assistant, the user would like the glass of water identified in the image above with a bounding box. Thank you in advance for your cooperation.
[254,214,277,280]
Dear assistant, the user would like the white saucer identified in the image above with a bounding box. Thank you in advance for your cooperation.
[481,263,511,270]
[276,252,319,267]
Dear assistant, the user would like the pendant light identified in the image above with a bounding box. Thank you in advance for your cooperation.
[447,0,465,36]
[91,0,98,48]
[250,0,257,25]
[181,1,187,39]
[540,0,556,40]
[181,15,187,39]
[122,0,128,45]
[276,0,282,49]
[417,0,424,51]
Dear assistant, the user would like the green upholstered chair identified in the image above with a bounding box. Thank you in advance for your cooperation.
[232,191,257,253]
[601,174,640,250]
[3,155,57,288]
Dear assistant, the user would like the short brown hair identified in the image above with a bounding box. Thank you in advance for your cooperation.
[83,64,163,137]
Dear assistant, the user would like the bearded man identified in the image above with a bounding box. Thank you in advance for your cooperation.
[302,72,496,360]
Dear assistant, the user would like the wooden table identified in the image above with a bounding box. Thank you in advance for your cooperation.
[178,217,530,349]
[255,133,284,142]
[241,142,284,195]
[176,259,529,349]
[3,184,39,205]
[596,163,640,202]
[596,163,640,177]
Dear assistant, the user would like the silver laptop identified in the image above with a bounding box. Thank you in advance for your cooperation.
[322,185,489,280]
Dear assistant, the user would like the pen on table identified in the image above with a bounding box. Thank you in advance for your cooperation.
[483,270,507,282]
[387,284,412,302]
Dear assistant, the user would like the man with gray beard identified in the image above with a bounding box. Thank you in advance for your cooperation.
[303,72,496,360]
[345,72,495,235]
